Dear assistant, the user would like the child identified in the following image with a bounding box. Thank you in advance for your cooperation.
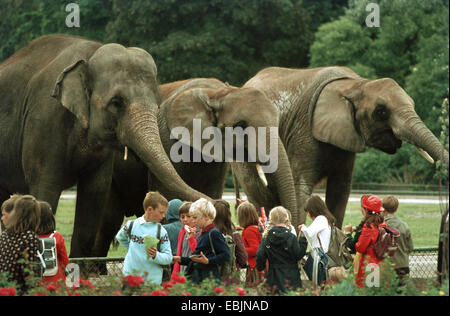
[237,201,263,286]
[256,206,307,294]
[344,195,370,253]
[299,195,336,286]
[163,199,183,256]
[173,198,230,284]
[214,200,248,282]
[1,194,22,234]
[354,195,387,288]
[171,202,199,279]
[36,200,69,286]
[116,191,173,285]
[382,195,414,284]
[0,195,42,295]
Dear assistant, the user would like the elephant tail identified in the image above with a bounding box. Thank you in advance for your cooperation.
[233,170,241,211]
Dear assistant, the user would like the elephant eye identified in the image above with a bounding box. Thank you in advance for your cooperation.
[108,97,123,113]
[372,104,390,122]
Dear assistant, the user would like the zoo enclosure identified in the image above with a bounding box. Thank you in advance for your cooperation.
[69,247,440,287]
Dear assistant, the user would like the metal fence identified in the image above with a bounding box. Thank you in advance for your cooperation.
[69,247,440,287]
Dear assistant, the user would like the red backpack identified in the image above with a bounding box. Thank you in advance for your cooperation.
[372,226,400,259]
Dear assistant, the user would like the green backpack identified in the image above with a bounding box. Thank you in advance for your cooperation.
[209,231,236,277]
[326,225,353,269]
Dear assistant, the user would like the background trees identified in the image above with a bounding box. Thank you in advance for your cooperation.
[1,0,448,186]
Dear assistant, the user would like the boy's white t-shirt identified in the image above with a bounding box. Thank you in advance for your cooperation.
[301,215,331,253]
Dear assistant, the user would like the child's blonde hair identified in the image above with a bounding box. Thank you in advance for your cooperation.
[263,206,292,238]
[189,198,216,220]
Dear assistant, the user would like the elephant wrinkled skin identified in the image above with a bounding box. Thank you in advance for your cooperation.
[236,66,449,228]
[0,35,207,257]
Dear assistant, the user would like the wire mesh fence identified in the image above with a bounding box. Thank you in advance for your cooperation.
[68,247,440,288]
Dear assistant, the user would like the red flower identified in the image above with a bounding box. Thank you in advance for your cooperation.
[181,292,192,296]
[214,286,224,294]
[235,287,246,296]
[163,281,174,290]
[172,273,187,284]
[123,275,145,288]
[0,288,17,296]
[46,284,58,292]
[33,292,47,296]
[150,290,168,296]
[79,279,95,290]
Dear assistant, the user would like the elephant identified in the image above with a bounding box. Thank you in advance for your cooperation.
[91,77,297,257]
[0,34,208,258]
[232,66,449,229]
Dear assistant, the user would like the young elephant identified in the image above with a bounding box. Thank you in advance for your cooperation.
[92,78,297,257]
[0,35,207,258]
[235,66,449,228]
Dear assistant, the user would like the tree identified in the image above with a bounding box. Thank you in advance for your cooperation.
[310,0,449,184]
[106,0,314,85]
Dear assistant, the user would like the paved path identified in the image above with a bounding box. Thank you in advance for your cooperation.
[60,191,448,204]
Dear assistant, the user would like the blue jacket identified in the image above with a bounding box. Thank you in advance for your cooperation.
[163,199,183,255]
[116,217,173,284]
[180,223,230,283]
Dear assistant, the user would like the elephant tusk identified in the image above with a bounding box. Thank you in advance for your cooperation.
[415,145,434,164]
[124,146,128,161]
[256,164,268,187]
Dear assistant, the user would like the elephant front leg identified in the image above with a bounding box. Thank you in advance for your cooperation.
[92,186,128,258]
[70,158,114,258]
[325,152,356,228]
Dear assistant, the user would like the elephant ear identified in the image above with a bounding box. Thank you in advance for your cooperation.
[165,87,219,146]
[312,79,366,153]
[52,60,90,129]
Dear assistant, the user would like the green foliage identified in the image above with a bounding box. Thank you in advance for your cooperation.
[106,0,314,85]
[310,0,449,184]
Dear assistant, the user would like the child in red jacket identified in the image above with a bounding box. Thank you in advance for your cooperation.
[237,201,264,286]
[355,195,387,288]
[171,202,199,279]
[37,201,69,287]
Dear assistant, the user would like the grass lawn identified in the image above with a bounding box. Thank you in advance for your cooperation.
[55,198,444,258]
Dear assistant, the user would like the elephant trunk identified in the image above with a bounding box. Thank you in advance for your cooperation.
[118,103,210,201]
[392,110,449,165]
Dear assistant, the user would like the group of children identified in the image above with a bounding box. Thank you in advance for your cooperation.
[0,189,414,295]
[0,194,69,295]
[117,191,414,294]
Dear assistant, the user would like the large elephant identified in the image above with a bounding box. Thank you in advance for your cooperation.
[92,78,297,257]
[233,66,449,228]
[0,35,208,257]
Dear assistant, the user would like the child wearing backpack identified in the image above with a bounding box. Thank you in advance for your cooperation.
[256,206,307,294]
[354,195,387,288]
[214,200,248,281]
[116,191,173,285]
[299,195,336,286]
[37,201,69,287]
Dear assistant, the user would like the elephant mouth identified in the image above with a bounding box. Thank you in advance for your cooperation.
[369,129,402,154]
